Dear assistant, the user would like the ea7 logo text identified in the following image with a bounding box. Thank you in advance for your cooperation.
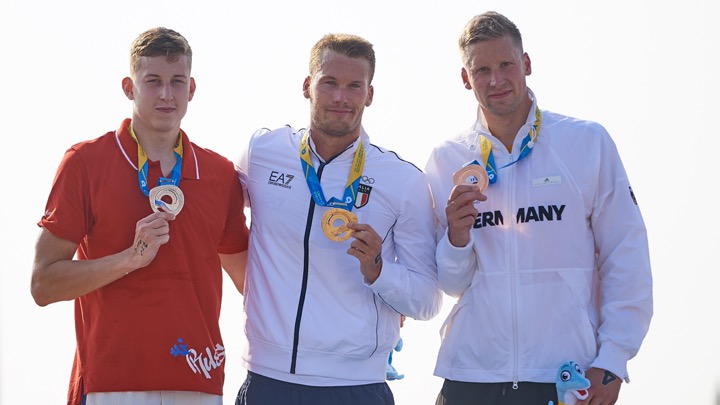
[268,171,295,189]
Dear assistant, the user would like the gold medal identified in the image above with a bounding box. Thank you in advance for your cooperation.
[452,164,489,193]
[149,185,185,215]
[322,208,357,242]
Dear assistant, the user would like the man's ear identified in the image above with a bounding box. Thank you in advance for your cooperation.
[302,76,311,99]
[523,52,532,76]
[461,68,472,90]
[365,85,374,107]
[188,77,196,101]
[122,77,134,100]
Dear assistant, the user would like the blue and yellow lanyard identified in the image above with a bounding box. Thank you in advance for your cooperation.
[129,125,184,196]
[478,106,542,185]
[299,131,365,211]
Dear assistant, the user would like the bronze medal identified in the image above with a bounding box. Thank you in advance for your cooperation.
[452,164,489,193]
[149,185,185,215]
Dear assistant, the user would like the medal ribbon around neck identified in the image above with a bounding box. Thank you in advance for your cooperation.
[129,125,184,196]
[299,131,365,211]
[479,106,542,185]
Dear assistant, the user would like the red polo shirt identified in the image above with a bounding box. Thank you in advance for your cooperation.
[40,119,248,404]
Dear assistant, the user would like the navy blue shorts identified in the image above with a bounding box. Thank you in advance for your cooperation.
[235,371,394,405]
[435,380,557,405]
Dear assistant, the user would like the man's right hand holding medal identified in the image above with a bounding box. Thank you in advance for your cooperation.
[346,221,384,284]
[445,185,486,248]
[127,211,176,271]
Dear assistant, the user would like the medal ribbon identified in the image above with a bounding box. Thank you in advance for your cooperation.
[299,131,365,211]
[129,125,184,196]
[479,106,541,185]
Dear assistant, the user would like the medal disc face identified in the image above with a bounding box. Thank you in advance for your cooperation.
[452,164,489,193]
[149,185,185,215]
[322,208,357,242]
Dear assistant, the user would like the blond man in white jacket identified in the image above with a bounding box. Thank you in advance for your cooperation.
[425,11,653,405]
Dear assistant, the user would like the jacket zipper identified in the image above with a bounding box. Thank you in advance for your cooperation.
[290,161,326,373]
[507,152,520,390]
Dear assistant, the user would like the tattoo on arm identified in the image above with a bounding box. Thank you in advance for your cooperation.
[602,370,618,385]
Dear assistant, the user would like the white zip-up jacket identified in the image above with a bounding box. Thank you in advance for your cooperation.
[425,91,652,385]
[238,125,442,386]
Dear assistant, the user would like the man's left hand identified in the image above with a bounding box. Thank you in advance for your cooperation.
[577,368,622,405]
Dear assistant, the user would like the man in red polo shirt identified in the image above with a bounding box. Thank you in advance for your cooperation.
[31,27,249,405]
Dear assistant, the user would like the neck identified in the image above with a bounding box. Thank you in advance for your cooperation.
[484,98,533,152]
[310,128,359,161]
[130,121,182,177]
[131,122,180,161]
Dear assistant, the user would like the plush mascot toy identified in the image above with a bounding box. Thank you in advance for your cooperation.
[548,361,591,405]
[386,337,404,380]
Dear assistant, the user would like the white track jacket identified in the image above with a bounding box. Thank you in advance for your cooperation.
[425,91,653,385]
[238,126,442,386]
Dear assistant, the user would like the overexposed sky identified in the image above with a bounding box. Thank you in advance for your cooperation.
[1,0,718,404]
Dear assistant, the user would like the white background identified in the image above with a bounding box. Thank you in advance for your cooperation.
[1,0,718,404]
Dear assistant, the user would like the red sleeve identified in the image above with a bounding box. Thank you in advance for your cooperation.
[216,166,249,254]
[39,147,93,244]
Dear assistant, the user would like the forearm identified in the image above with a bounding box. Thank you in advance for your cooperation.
[592,178,653,379]
[221,251,248,294]
[437,231,476,298]
[32,249,140,306]
[31,229,146,306]
[372,261,442,320]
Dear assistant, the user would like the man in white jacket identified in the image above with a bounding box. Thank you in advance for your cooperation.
[425,11,653,405]
[235,33,442,405]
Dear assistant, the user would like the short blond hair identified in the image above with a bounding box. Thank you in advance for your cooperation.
[129,27,192,75]
[459,11,523,67]
[309,33,376,84]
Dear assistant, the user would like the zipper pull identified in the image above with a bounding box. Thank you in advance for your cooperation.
[512,381,519,390]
